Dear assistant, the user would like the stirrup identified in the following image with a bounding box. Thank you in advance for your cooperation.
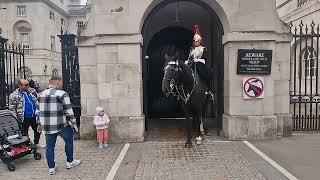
[205,91,215,102]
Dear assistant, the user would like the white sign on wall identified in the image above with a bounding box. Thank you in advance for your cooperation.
[243,77,264,100]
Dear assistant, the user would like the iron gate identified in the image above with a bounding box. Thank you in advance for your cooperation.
[58,33,81,128]
[290,21,320,131]
[0,34,25,110]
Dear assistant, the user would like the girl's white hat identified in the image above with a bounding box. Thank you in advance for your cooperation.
[96,106,104,113]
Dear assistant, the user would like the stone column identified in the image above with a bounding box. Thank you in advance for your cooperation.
[222,32,292,140]
[78,45,99,139]
[79,35,144,143]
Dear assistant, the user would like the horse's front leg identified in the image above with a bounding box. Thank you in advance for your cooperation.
[185,112,192,148]
[195,113,203,145]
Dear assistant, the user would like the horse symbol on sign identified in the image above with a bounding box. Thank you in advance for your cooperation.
[243,77,264,99]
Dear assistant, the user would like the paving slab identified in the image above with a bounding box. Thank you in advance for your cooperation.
[115,119,288,180]
[116,138,289,180]
[251,132,320,180]
[0,133,124,180]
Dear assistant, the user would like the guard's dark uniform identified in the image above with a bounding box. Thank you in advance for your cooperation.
[186,46,213,81]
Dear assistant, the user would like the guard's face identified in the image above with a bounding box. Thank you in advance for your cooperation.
[194,39,201,47]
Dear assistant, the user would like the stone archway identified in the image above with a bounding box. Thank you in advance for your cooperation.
[141,0,225,132]
[139,0,230,34]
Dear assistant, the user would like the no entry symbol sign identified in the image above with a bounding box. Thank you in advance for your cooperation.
[243,77,264,99]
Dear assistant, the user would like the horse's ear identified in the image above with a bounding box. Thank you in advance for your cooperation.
[165,54,169,61]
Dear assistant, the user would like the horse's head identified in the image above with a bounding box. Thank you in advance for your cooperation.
[161,51,185,97]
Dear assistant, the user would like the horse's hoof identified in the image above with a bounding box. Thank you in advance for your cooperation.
[201,131,206,136]
[196,140,202,145]
[185,143,192,148]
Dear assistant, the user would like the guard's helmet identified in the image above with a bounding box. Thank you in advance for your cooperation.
[193,25,203,45]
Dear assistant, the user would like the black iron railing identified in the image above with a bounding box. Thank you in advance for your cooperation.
[0,35,25,110]
[290,21,320,131]
[58,33,81,129]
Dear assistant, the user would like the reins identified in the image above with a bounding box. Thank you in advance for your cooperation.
[164,61,196,103]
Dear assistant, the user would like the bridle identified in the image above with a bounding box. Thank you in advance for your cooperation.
[163,61,195,103]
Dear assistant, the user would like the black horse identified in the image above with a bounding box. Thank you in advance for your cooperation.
[161,46,208,148]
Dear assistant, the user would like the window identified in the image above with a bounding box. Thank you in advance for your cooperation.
[20,33,30,49]
[49,11,55,20]
[304,47,317,78]
[77,21,84,28]
[60,0,64,4]
[17,5,27,16]
[50,36,55,50]
[61,18,65,26]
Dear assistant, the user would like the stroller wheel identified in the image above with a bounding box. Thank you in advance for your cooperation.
[7,163,15,171]
[34,152,42,160]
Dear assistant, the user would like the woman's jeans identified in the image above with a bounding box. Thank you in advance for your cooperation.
[45,126,74,169]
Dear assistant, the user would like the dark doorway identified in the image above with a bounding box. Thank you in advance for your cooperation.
[142,0,224,132]
[146,27,193,118]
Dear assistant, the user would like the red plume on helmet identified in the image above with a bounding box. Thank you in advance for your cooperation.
[193,24,204,46]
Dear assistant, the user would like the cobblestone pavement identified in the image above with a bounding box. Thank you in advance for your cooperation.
[0,133,124,180]
[1,119,291,180]
[116,119,288,180]
[132,140,264,180]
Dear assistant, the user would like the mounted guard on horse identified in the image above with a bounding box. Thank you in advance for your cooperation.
[185,25,214,101]
[161,25,215,148]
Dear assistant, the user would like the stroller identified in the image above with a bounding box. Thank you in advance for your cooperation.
[0,110,42,171]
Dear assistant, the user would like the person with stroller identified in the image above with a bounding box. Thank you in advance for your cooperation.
[37,76,80,175]
[8,79,41,148]
[93,107,110,149]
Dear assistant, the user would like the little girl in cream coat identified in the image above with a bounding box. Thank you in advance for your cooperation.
[93,107,110,149]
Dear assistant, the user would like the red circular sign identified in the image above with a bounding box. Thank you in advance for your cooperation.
[243,77,264,98]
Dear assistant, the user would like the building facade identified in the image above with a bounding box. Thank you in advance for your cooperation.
[277,0,320,25]
[277,0,320,131]
[0,0,90,89]
[78,0,292,142]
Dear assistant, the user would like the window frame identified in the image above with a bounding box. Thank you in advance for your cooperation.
[16,5,27,16]
[20,32,30,49]
[49,11,55,20]
[303,47,317,79]
[77,21,84,28]
[61,18,65,26]
[50,35,55,51]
